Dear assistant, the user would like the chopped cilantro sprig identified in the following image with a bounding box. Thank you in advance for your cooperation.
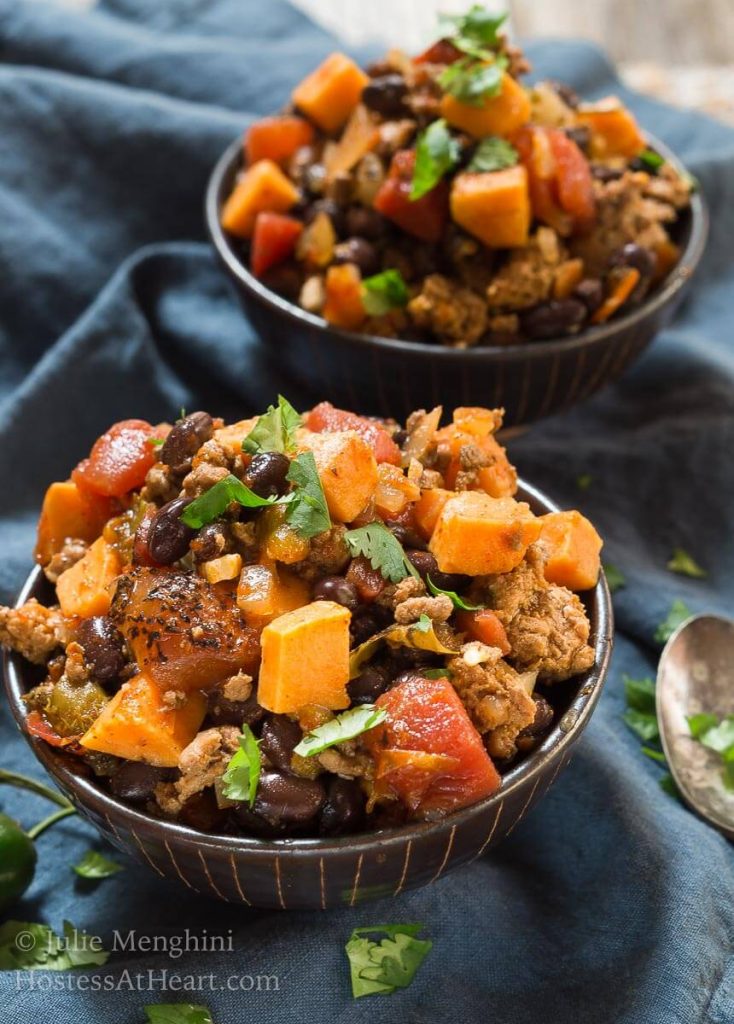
[221,724,261,807]
[346,924,432,998]
[294,705,387,758]
[344,522,421,583]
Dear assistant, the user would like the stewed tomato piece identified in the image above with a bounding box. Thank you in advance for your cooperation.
[72,419,159,498]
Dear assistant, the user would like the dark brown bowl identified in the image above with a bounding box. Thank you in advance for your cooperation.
[206,133,707,426]
[3,481,613,910]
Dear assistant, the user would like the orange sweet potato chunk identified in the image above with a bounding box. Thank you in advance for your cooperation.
[292,52,370,135]
[56,537,122,618]
[257,600,351,714]
[413,488,453,541]
[451,166,531,249]
[80,673,206,767]
[300,428,378,523]
[214,418,258,454]
[539,511,603,591]
[237,561,310,629]
[322,263,366,330]
[220,159,299,239]
[430,492,541,575]
[578,101,645,159]
[34,480,114,566]
[441,72,530,138]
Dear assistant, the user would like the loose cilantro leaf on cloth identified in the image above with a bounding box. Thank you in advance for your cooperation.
[427,575,482,611]
[410,119,461,200]
[345,522,421,583]
[242,395,302,455]
[639,148,664,171]
[285,450,331,538]
[345,924,432,998]
[603,562,626,593]
[576,473,593,491]
[654,599,692,644]
[144,1006,214,1024]
[623,675,659,743]
[362,269,410,317]
[667,548,707,579]
[73,850,123,879]
[467,136,518,172]
[0,921,108,971]
[439,56,507,107]
[180,474,279,528]
[641,746,667,764]
[659,773,680,799]
[623,708,660,743]
[221,724,261,807]
[294,705,386,758]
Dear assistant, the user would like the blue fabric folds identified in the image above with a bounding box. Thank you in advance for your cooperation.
[0,2,732,1021]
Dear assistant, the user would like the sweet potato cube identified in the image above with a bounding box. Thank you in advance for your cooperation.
[430,491,541,575]
[214,418,258,454]
[300,428,378,523]
[578,100,645,159]
[539,510,603,591]
[237,562,310,629]
[451,166,531,249]
[56,537,122,618]
[245,115,314,166]
[322,263,366,331]
[413,488,453,541]
[441,72,530,139]
[292,52,369,135]
[220,159,299,239]
[34,480,113,565]
[257,600,351,713]
[80,673,206,767]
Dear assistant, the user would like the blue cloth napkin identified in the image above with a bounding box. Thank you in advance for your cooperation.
[0,2,733,1021]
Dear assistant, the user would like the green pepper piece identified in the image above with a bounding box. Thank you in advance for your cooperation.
[0,812,37,914]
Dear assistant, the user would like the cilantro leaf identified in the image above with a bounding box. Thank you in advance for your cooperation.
[294,705,387,757]
[180,473,279,528]
[603,562,626,593]
[659,773,680,798]
[687,712,718,740]
[149,437,165,448]
[423,667,452,680]
[438,6,507,55]
[427,575,482,611]
[623,708,660,743]
[362,269,410,317]
[345,924,432,999]
[576,473,593,491]
[285,450,331,539]
[641,746,667,764]
[696,715,734,754]
[414,613,432,633]
[410,119,461,200]
[654,599,692,644]
[144,1006,214,1024]
[623,674,656,714]
[639,148,664,171]
[667,548,707,579]
[221,724,261,807]
[345,522,420,584]
[73,850,123,880]
[467,136,518,172]
[438,55,507,107]
[0,920,108,972]
[242,395,302,455]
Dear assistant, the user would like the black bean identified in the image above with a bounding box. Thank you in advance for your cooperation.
[521,695,555,738]
[260,715,303,773]
[304,163,327,196]
[178,790,227,832]
[345,205,388,240]
[243,451,291,498]
[390,669,428,687]
[190,520,231,564]
[520,299,587,340]
[304,198,347,237]
[386,647,438,672]
[348,665,391,705]
[147,496,195,564]
[333,238,380,276]
[609,242,656,279]
[573,278,604,314]
[76,616,127,684]
[327,171,353,207]
[564,125,590,153]
[261,263,302,301]
[253,771,325,824]
[161,411,213,475]
[313,575,360,611]
[591,164,623,183]
[362,74,409,118]
[110,761,171,803]
[406,549,467,593]
[350,606,391,645]
[549,80,580,109]
[206,685,264,728]
[319,778,366,836]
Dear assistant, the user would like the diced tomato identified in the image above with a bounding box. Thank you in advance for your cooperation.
[72,419,158,498]
[413,39,463,65]
[245,115,314,167]
[365,675,501,816]
[26,710,81,749]
[346,556,386,603]
[306,401,402,465]
[373,150,449,244]
[513,125,595,235]
[547,129,596,231]
[250,212,303,278]
[456,609,510,655]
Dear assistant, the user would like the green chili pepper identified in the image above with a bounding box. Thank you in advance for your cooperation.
[0,769,76,912]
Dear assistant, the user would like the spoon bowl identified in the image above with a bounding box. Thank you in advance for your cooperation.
[657,613,734,840]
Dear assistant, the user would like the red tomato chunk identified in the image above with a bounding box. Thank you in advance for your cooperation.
[373,150,449,244]
[72,419,158,498]
[251,212,303,277]
[306,401,401,465]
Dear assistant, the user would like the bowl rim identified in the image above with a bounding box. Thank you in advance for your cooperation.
[205,130,708,363]
[3,479,613,860]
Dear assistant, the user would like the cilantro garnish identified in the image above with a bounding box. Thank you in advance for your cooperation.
[438,55,507,107]
[603,562,626,594]
[687,713,734,792]
[180,473,279,528]
[144,1007,214,1024]
[423,667,452,680]
[438,6,507,56]
[362,269,410,317]
[467,136,518,172]
[345,924,432,999]
[639,148,664,171]
[242,395,302,456]
[622,674,659,742]
[667,548,707,579]
[294,705,387,758]
[654,599,692,644]
[427,575,482,611]
[344,522,421,583]
[73,850,123,880]
[0,920,109,971]
[285,450,331,539]
[410,119,461,200]
[221,724,261,807]
[149,437,165,448]
[576,473,593,491]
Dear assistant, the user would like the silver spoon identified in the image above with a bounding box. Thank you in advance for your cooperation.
[657,613,734,840]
